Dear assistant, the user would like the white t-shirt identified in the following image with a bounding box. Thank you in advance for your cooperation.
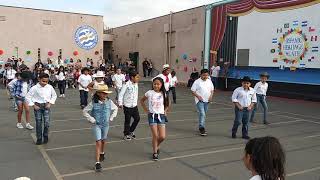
[78,74,92,91]
[156,73,172,91]
[112,74,125,89]
[211,65,221,77]
[254,81,268,96]
[5,69,17,80]
[170,76,178,87]
[145,90,165,114]
[21,82,28,97]
[56,72,66,81]
[249,175,262,180]
[191,78,214,103]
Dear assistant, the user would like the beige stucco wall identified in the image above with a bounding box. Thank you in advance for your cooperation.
[112,6,205,82]
[0,6,103,67]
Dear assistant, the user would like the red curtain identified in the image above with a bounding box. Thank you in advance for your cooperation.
[209,0,317,65]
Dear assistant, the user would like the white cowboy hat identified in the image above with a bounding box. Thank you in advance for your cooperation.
[94,84,112,94]
[93,71,105,78]
[163,64,170,70]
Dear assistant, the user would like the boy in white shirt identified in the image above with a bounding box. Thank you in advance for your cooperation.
[250,72,269,124]
[78,67,92,109]
[231,76,257,139]
[118,71,140,140]
[112,68,125,101]
[26,73,57,145]
[169,70,178,104]
[155,64,172,93]
[191,69,214,136]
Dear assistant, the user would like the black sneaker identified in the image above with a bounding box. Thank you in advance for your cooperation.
[130,132,136,139]
[43,137,49,144]
[232,134,237,139]
[99,153,105,162]
[264,121,270,125]
[95,162,102,172]
[36,139,42,145]
[152,153,159,161]
[123,135,132,141]
[199,128,207,136]
[242,136,251,140]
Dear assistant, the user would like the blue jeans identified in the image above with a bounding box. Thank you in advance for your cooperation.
[250,94,268,123]
[80,90,88,106]
[196,101,209,129]
[211,77,218,89]
[232,107,251,137]
[34,103,51,141]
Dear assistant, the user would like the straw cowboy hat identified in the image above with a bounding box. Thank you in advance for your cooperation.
[259,72,270,78]
[163,64,170,70]
[93,71,105,78]
[94,84,112,94]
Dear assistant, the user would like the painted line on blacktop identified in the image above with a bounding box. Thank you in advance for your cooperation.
[46,134,179,151]
[46,118,301,151]
[31,133,63,180]
[287,166,320,177]
[60,146,244,178]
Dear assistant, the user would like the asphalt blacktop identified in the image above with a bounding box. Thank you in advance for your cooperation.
[0,82,320,180]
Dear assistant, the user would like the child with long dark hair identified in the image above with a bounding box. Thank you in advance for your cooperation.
[83,84,118,172]
[243,136,285,180]
[140,77,169,161]
[56,66,66,98]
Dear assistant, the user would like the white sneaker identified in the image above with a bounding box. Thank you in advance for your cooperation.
[17,123,24,129]
[59,95,63,98]
[25,123,34,130]
[62,94,65,98]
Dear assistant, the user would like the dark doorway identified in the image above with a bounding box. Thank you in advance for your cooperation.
[129,52,139,71]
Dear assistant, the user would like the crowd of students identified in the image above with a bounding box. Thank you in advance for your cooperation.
[2,56,286,180]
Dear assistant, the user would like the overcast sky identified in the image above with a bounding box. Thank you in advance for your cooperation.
[0,0,223,27]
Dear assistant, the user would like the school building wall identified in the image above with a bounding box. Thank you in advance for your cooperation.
[112,6,206,83]
[0,5,104,68]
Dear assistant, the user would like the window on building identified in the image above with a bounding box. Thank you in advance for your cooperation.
[192,18,197,25]
[38,48,41,60]
[0,16,6,21]
[43,20,51,25]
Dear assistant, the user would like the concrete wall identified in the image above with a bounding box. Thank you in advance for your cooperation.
[112,6,206,82]
[0,5,104,67]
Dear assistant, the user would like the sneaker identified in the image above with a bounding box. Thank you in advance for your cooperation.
[152,153,159,161]
[36,139,42,145]
[14,108,18,112]
[99,153,105,162]
[59,94,63,98]
[199,128,207,136]
[264,121,270,125]
[242,136,251,140]
[130,132,136,139]
[25,123,34,130]
[62,94,65,98]
[232,133,237,139]
[94,162,102,172]
[16,123,24,129]
[123,135,132,141]
[43,137,49,144]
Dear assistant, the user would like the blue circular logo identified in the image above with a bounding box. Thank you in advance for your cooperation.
[74,25,98,50]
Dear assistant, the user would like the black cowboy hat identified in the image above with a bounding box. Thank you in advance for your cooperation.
[259,72,270,78]
[241,76,251,82]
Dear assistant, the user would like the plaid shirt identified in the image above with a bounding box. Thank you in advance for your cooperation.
[10,79,32,97]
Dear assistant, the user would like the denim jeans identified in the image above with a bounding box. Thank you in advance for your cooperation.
[250,94,268,123]
[58,80,66,95]
[232,107,251,137]
[34,103,51,141]
[80,90,88,106]
[196,101,209,129]
[211,77,218,89]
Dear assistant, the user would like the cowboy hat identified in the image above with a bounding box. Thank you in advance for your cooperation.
[93,71,105,78]
[163,64,170,70]
[241,76,251,82]
[94,84,112,94]
[259,72,270,78]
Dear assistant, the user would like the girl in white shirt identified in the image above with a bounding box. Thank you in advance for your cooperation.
[243,136,285,180]
[140,77,169,161]
[56,66,66,98]
[169,70,178,104]
[250,72,269,124]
